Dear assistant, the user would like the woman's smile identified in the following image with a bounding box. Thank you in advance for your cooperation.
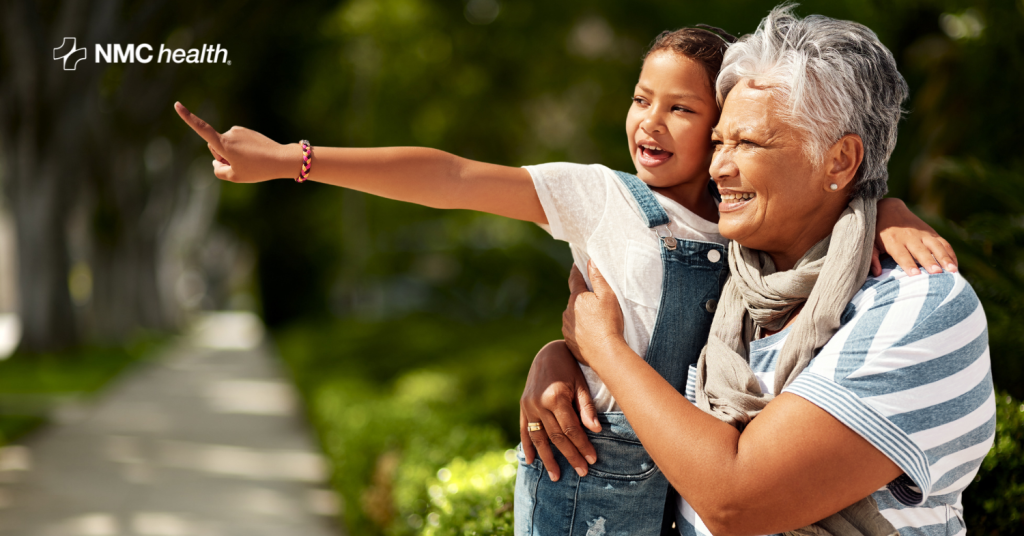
[718,190,757,212]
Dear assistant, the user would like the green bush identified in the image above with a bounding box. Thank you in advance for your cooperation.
[275,314,561,536]
[413,449,517,536]
[307,370,507,536]
[964,390,1024,534]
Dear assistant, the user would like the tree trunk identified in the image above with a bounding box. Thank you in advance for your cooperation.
[0,0,234,350]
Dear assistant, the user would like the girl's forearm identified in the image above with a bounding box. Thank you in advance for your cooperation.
[296,145,547,223]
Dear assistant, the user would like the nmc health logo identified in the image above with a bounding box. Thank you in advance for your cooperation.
[54,37,230,71]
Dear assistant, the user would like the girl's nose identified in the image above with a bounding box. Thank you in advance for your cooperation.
[640,112,665,135]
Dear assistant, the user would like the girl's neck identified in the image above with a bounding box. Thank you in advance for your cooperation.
[652,179,720,224]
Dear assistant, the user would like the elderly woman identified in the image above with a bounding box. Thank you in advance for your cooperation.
[520,7,994,536]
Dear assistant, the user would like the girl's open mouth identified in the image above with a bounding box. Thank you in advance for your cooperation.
[636,143,673,167]
[719,191,757,211]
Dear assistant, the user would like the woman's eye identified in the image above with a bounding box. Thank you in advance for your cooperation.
[710,140,723,150]
[740,139,759,147]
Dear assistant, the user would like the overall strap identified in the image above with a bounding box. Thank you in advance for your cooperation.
[613,170,669,229]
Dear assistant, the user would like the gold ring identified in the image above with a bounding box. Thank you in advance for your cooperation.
[527,422,543,432]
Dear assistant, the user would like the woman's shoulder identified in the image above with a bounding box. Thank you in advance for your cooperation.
[846,256,985,335]
[806,254,990,424]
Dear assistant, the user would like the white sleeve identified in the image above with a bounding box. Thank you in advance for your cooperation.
[523,163,611,246]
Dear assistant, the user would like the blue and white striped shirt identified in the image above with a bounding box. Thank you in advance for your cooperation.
[680,260,995,536]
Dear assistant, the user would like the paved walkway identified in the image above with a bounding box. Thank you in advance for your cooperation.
[0,313,342,536]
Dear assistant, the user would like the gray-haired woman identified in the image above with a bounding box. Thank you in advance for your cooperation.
[522,6,994,536]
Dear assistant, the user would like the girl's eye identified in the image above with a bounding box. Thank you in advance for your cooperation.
[632,97,647,106]
[672,106,693,113]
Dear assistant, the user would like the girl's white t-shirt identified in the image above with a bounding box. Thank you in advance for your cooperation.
[524,162,725,412]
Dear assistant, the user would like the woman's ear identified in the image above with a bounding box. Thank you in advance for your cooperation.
[824,134,864,193]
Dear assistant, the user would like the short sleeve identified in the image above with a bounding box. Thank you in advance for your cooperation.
[783,266,995,506]
[523,163,612,246]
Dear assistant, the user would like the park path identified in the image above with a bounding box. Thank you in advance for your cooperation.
[0,313,342,536]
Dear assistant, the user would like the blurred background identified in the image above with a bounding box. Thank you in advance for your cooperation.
[0,0,1022,534]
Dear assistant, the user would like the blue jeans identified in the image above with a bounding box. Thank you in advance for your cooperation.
[516,414,669,536]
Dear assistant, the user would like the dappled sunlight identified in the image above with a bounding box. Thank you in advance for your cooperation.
[157,440,328,482]
[189,312,264,351]
[0,445,31,472]
[47,513,119,536]
[0,314,20,360]
[204,379,297,416]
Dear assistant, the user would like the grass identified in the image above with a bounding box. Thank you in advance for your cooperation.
[0,333,167,446]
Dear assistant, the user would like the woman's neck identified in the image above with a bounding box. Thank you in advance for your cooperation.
[764,201,848,271]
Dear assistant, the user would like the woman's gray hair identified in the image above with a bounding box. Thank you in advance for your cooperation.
[716,4,909,198]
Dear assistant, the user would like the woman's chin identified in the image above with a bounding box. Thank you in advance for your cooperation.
[716,215,758,243]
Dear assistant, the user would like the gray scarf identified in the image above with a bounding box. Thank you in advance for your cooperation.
[694,197,898,536]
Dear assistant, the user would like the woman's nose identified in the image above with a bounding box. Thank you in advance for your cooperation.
[710,146,738,181]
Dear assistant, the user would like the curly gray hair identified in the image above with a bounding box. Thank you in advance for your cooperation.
[716,4,909,199]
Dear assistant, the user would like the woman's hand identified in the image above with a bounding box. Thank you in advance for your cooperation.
[874,198,958,276]
[560,266,588,365]
[562,262,625,367]
[520,341,601,481]
[174,102,300,183]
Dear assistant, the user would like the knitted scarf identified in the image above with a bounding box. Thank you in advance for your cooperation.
[693,197,898,536]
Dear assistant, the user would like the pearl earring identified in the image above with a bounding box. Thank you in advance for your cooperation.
[830,183,838,191]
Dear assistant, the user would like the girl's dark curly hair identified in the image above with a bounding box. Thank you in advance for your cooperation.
[643,24,737,91]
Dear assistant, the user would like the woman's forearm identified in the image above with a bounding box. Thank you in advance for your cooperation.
[585,339,900,536]
[583,340,747,523]
[301,145,546,223]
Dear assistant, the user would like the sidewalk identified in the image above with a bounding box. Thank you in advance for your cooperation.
[0,313,341,536]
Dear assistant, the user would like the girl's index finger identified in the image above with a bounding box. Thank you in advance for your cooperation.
[174,102,223,147]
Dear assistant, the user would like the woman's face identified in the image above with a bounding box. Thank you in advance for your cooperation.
[709,80,838,264]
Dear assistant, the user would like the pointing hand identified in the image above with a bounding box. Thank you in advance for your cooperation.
[174,102,300,183]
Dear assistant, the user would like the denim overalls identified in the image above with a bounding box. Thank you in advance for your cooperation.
[515,172,728,536]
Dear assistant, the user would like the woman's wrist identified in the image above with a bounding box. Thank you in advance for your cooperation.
[578,333,630,374]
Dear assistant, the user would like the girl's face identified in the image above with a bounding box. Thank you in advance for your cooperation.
[626,50,719,190]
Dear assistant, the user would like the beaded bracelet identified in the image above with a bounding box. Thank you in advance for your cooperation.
[296,139,313,183]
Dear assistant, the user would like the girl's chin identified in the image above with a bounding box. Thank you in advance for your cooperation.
[634,167,678,188]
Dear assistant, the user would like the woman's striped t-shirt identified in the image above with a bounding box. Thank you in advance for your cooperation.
[679,259,995,536]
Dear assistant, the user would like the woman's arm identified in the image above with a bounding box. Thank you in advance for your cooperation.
[174,102,546,223]
[567,262,902,536]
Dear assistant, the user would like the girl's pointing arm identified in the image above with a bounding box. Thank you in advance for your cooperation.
[174,102,546,223]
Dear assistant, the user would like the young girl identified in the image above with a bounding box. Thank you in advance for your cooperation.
[175,26,956,536]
